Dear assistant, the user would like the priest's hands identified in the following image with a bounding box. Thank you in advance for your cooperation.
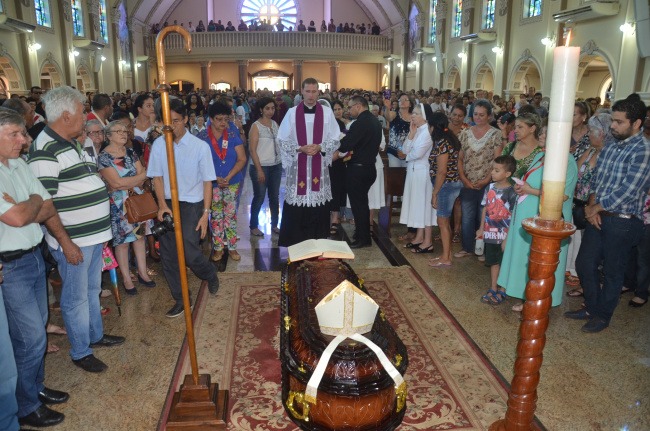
[300,144,322,156]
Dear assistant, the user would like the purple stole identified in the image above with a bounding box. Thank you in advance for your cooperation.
[295,102,324,195]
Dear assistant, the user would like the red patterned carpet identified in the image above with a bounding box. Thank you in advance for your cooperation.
[160,268,543,430]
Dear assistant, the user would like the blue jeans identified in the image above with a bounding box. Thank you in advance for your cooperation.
[576,216,643,322]
[459,186,486,253]
[51,243,104,360]
[1,249,47,418]
[0,284,19,430]
[624,223,650,301]
[249,163,282,229]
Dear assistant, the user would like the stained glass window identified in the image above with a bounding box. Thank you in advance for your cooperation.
[72,0,84,37]
[429,0,437,44]
[241,0,298,30]
[483,0,495,29]
[99,0,108,43]
[34,0,51,27]
[524,0,542,18]
[452,0,462,38]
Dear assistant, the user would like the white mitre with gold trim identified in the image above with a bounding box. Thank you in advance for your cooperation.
[315,280,379,337]
[305,280,405,405]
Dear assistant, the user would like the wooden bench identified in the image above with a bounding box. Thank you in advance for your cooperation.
[378,166,406,237]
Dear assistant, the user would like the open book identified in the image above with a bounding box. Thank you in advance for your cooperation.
[288,239,355,262]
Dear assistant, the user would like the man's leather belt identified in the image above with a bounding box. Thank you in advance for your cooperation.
[348,162,372,167]
[599,211,634,219]
[0,245,39,262]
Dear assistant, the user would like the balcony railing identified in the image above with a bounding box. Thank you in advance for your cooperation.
[148,31,392,62]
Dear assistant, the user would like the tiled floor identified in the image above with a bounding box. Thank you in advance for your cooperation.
[40,171,650,430]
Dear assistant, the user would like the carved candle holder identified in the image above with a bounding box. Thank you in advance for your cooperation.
[489,217,575,431]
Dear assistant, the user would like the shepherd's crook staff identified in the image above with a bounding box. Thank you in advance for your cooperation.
[156,27,228,431]
[155,25,200,384]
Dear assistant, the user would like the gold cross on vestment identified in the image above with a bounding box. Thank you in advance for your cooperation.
[298,181,306,188]
[312,177,319,185]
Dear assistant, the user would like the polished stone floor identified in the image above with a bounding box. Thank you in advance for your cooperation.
[40,171,650,430]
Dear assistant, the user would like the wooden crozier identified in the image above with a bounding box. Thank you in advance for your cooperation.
[155,26,228,430]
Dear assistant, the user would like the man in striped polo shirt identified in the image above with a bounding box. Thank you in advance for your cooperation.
[29,86,125,373]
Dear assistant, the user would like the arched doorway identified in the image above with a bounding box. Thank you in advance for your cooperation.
[508,51,542,96]
[210,81,232,91]
[445,66,460,91]
[576,55,613,102]
[76,64,94,92]
[472,58,495,92]
[40,57,64,90]
[0,53,26,95]
[250,69,290,92]
[169,80,195,92]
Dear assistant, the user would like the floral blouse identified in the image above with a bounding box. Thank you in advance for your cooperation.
[458,127,502,184]
[502,141,543,180]
[574,148,598,202]
[570,132,590,160]
[429,138,460,183]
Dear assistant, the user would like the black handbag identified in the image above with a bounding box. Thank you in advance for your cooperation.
[572,199,588,230]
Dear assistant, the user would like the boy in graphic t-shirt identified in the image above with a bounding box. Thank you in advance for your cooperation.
[477,155,517,305]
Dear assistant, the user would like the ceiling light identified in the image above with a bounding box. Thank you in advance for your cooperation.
[396,63,402,68]
[31,42,41,51]
[541,37,553,46]
[458,52,466,59]
[619,22,634,34]
[72,50,79,56]
[492,46,503,55]
[137,63,141,68]
[384,64,389,69]
[431,57,437,62]
[101,55,107,61]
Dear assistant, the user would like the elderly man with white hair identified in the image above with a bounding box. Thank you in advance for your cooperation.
[29,86,125,373]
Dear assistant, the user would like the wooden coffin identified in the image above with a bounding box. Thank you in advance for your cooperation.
[280,259,408,431]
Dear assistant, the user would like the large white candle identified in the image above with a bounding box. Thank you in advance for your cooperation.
[540,40,579,220]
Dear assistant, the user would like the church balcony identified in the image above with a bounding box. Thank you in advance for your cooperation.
[148,31,392,63]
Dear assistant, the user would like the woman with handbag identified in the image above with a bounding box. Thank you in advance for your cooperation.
[565,112,611,296]
[98,121,156,295]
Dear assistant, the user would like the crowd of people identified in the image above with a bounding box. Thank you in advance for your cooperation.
[151,18,381,34]
[0,79,649,429]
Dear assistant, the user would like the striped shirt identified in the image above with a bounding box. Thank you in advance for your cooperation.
[28,126,111,248]
[592,131,650,219]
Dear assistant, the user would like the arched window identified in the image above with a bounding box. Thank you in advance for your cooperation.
[523,0,542,18]
[98,0,108,43]
[34,0,52,27]
[483,0,495,29]
[428,0,437,44]
[241,0,297,30]
[72,0,84,37]
[0,1,4,13]
[452,0,462,38]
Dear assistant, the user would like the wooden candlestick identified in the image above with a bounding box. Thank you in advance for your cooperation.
[489,218,574,431]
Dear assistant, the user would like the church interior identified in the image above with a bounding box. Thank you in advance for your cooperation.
[1,0,649,430]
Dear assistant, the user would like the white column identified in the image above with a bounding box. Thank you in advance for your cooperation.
[324,0,332,23]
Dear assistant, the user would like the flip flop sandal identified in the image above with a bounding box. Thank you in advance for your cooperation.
[565,275,581,286]
[404,242,422,249]
[412,245,434,253]
[454,250,472,258]
[250,228,265,237]
[330,223,340,235]
[566,288,584,297]
[452,233,461,243]
[429,260,452,268]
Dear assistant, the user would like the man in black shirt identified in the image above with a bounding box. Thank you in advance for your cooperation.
[338,96,382,248]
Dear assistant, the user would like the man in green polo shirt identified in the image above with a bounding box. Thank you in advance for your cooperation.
[0,107,67,428]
